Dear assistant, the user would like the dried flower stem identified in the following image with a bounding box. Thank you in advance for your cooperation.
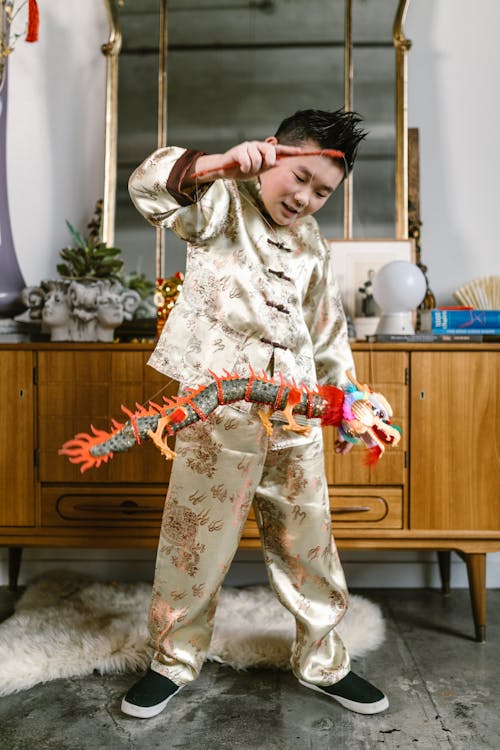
[1,1,38,84]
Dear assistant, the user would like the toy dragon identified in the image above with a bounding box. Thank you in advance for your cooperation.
[59,369,401,473]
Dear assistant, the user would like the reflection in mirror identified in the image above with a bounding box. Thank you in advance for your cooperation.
[113,1,163,284]
[351,0,400,238]
[109,0,408,282]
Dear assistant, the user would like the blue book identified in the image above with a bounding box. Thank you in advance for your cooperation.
[431,328,500,335]
[422,309,500,331]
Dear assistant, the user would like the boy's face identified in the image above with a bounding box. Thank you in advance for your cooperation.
[259,137,345,226]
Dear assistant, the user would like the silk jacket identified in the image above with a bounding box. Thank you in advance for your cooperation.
[129,147,354,390]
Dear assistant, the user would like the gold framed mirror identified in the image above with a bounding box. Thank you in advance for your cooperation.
[101,0,411,282]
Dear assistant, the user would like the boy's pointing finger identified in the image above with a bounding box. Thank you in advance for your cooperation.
[259,143,277,168]
[275,145,305,155]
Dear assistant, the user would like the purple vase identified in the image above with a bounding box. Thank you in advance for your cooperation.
[0,54,26,317]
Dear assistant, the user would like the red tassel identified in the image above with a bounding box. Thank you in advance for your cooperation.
[317,385,345,426]
[363,445,383,466]
[26,0,40,43]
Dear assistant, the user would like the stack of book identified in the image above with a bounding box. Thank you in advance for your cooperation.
[366,308,500,342]
[420,308,500,341]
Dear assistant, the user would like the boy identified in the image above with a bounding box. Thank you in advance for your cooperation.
[122,109,388,718]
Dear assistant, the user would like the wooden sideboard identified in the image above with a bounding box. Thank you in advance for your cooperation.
[1,342,499,641]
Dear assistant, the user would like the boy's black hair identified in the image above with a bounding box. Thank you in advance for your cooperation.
[274,108,367,175]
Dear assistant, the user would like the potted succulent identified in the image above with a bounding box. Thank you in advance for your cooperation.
[22,202,141,342]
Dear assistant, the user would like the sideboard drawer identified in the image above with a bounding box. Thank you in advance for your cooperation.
[242,487,403,537]
[41,486,166,527]
[330,487,403,528]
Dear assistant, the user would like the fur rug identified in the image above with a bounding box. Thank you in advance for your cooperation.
[0,571,385,696]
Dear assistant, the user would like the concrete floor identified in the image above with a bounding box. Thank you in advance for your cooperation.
[0,587,499,750]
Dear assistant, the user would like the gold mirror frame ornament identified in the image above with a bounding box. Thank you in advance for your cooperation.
[343,0,353,238]
[156,0,168,278]
[101,0,121,248]
[393,0,412,240]
[101,0,412,270]
[101,0,168,277]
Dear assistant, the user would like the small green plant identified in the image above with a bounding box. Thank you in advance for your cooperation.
[57,221,123,280]
[57,203,123,280]
[119,270,155,301]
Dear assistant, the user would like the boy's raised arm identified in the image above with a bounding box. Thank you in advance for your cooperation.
[183,141,303,187]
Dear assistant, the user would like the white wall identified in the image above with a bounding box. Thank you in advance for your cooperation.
[7,1,107,286]
[407,0,500,302]
[2,0,499,587]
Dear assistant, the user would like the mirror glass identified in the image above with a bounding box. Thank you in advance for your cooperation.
[113,0,401,283]
[351,0,398,239]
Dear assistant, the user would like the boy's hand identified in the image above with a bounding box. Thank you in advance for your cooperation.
[334,438,354,456]
[188,141,303,184]
[220,141,303,180]
[335,432,380,456]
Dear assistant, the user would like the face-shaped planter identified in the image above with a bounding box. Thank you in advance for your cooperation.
[22,279,141,342]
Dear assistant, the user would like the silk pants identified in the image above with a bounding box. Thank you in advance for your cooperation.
[149,402,350,687]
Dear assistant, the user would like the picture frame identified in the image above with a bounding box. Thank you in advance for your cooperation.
[327,239,414,331]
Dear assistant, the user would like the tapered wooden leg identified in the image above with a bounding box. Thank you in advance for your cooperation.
[8,547,23,592]
[437,551,451,595]
[464,552,486,642]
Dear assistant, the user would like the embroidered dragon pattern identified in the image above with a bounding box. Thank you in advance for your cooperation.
[59,369,401,473]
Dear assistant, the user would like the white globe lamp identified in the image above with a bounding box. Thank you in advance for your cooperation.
[373,261,426,335]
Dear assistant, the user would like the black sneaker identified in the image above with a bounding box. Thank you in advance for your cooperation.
[121,668,184,718]
[299,671,389,715]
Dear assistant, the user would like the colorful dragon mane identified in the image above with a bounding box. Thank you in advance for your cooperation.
[59,369,401,473]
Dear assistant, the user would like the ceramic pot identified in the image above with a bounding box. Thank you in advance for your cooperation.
[0,54,26,318]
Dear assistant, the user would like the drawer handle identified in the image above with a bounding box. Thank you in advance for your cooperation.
[117,500,159,515]
[332,506,371,514]
[73,501,157,515]
[120,500,139,512]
